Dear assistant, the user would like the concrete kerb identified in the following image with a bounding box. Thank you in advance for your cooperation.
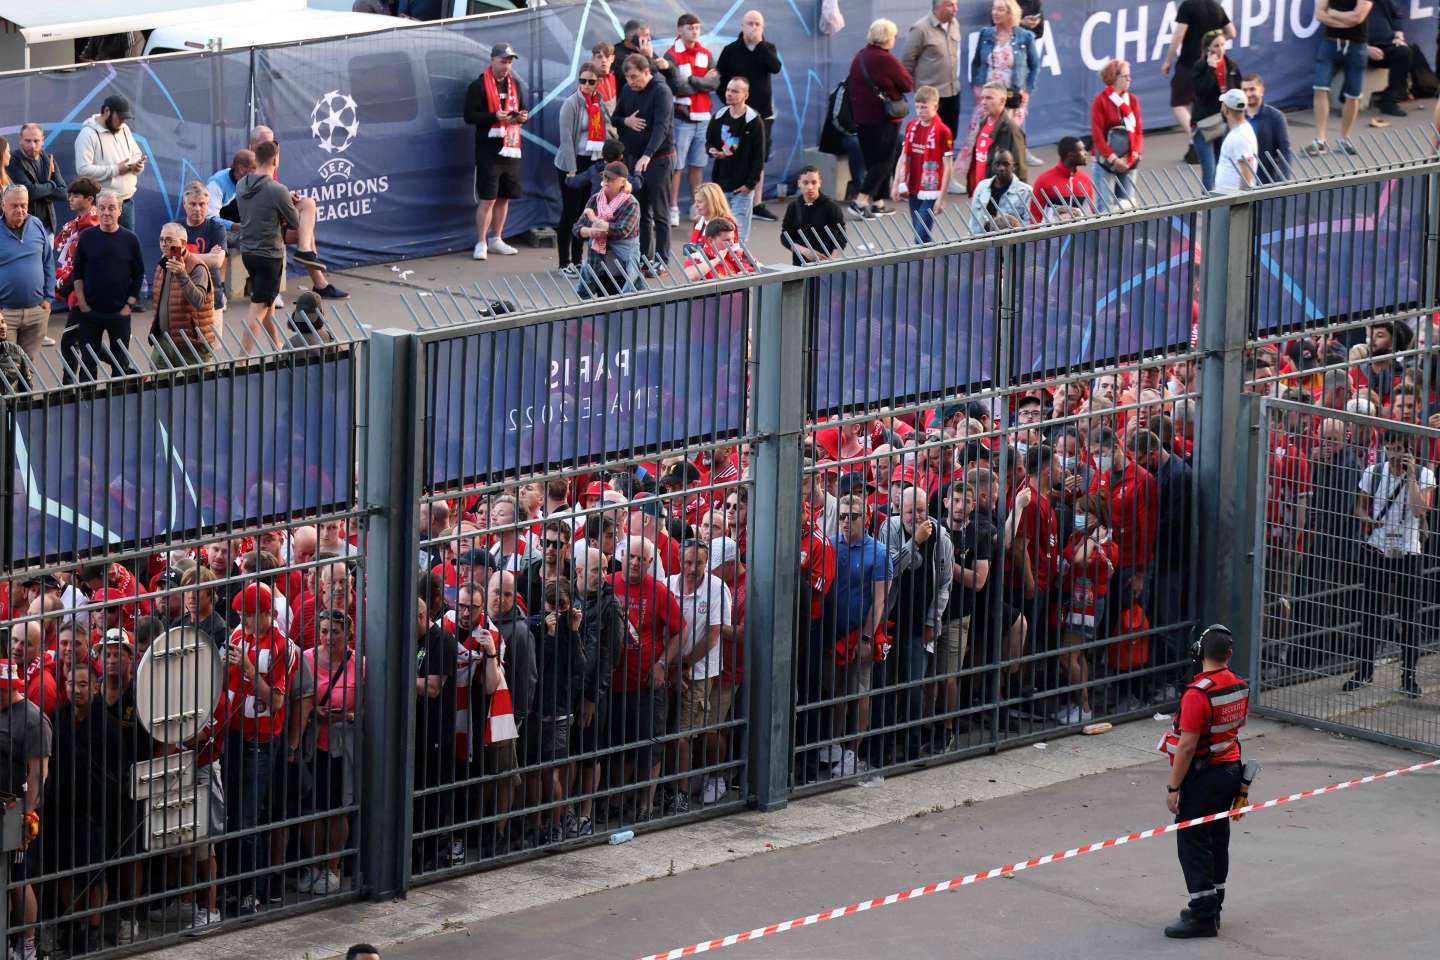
[142,715,1286,960]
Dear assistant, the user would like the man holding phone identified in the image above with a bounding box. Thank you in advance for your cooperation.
[74,95,145,232]
[1346,430,1435,698]
[464,43,529,261]
[149,222,216,367]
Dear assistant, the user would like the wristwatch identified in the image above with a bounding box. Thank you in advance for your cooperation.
[1167,785,1180,794]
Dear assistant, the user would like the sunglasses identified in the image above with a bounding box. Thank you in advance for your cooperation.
[578,78,598,86]
[837,512,860,520]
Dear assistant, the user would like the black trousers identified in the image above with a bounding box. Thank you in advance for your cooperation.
[1175,760,1243,915]
[634,152,675,263]
[61,312,136,382]
[858,121,901,201]
[1354,550,1427,679]
[938,95,961,142]
[556,168,590,268]
[1374,44,1412,106]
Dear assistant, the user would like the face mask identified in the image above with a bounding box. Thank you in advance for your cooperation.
[1095,454,1113,474]
[1073,512,1088,530]
[1058,455,1077,471]
[1014,441,1029,456]
[1167,378,1183,395]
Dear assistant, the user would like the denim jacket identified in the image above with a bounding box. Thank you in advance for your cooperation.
[969,26,1040,92]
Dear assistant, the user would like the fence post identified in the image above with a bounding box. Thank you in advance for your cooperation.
[359,329,422,900]
[1195,200,1260,670]
[745,277,808,811]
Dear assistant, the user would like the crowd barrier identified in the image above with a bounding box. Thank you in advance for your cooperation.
[2,146,1439,958]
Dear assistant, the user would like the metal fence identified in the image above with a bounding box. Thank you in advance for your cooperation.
[5,145,1440,958]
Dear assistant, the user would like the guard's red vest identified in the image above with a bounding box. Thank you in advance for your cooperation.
[1159,668,1248,766]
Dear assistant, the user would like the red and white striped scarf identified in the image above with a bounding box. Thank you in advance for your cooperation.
[440,613,517,757]
[484,68,522,159]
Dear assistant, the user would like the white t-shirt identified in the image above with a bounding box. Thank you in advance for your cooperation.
[1215,122,1258,191]
[1360,460,1436,557]
[665,573,732,682]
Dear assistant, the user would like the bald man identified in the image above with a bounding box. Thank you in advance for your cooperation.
[716,11,781,220]
[486,568,537,765]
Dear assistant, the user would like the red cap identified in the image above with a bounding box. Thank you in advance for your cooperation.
[0,660,24,691]
[890,464,918,487]
[581,481,613,502]
[232,583,274,615]
[92,586,131,603]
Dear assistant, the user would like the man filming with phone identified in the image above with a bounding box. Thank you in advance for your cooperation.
[149,222,217,367]
[1345,430,1435,699]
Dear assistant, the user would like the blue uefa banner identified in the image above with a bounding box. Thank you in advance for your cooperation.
[6,355,356,566]
[1012,214,1198,378]
[1251,174,1427,332]
[425,292,749,484]
[812,250,1000,413]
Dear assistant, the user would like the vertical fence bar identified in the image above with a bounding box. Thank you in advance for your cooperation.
[360,330,422,899]
[1195,200,1259,667]
[745,277,807,810]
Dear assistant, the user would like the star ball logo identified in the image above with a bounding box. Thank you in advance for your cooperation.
[299,89,390,221]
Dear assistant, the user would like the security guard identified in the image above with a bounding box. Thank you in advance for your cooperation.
[1159,624,1249,938]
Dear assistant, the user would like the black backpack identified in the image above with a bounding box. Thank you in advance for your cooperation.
[820,78,857,155]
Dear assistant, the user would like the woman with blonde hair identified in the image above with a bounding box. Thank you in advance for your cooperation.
[684,183,736,254]
[957,0,1040,180]
[0,139,11,189]
[846,19,915,218]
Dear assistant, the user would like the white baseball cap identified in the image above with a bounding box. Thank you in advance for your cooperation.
[707,536,740,571]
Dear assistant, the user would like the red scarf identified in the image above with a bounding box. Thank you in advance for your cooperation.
[969,117,998,193]
[1214,57,1227,93]
[669,38,714,120]
[484,68,522,158]
[583,90,606,158]
[898,118,947,200]
[596,74,617,102]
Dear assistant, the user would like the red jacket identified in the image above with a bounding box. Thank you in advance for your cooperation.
[847,45,914,127]
[1090,462,1158,568]
[1090,90,1143,166]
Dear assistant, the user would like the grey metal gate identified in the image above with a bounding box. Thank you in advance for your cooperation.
[1252,397,1440,752]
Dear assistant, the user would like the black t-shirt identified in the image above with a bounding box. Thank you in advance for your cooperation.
[1175,0,1231,66]
[1326,0,1368,42]
[947,512,999,622]
[415,624,457,754]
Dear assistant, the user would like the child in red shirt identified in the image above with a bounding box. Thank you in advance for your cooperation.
[1059,494,1118,723]
[684,219,756,281]
[891,85,954,244]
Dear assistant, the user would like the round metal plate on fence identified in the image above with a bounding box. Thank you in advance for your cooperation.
[134,627,223,746]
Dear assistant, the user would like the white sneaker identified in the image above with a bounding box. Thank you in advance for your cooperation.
[296,866,318,894]
[15,938,37,960]
[817,744,840,764]
[668,206,681,227]
[186,906,221,931]
[116,918,139,945]
[1056,705,1081,725]
[488,237,518,256]
[830,749,859,777]
[472,241,488,260]
[310,870,342,895]
[449,839,466,865]
[702,775,729,804]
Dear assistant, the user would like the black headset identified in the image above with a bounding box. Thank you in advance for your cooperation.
[1192,623,1234,661]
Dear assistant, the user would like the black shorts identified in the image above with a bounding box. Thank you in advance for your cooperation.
[607,690,664,771]
[312,749,348,812]
[1170,66,1197,108]
[243,253,284,304]
[475,151,523,202]
[538,717,572,763]
[571,700,607,756]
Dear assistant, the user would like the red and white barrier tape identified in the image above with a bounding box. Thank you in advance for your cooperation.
[635,756,1440,960]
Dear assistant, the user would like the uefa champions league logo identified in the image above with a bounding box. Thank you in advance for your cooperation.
[311,90,359,181]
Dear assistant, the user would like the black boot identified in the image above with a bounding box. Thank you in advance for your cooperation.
[1165,911,1219,938]
[1180,906,1222,931]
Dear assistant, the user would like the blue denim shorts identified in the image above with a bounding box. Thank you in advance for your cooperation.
[1313,36,1368,101]
[674,118,709,169]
